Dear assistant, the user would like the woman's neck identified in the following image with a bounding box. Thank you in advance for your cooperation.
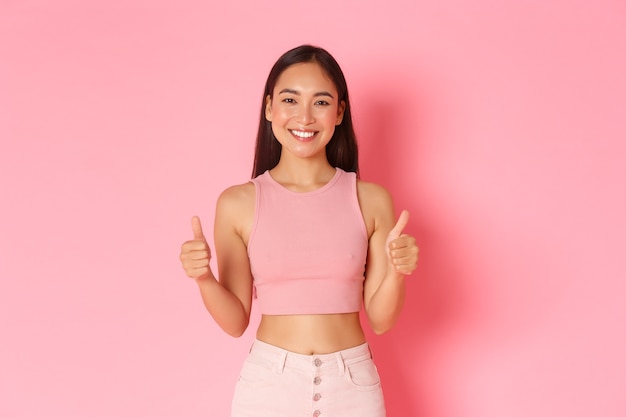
[270,157,336,191]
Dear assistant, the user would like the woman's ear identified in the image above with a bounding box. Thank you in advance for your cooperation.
[265,95,272,121]
[336,100,346,125]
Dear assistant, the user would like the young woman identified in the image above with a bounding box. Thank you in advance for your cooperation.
[180,45,418,417]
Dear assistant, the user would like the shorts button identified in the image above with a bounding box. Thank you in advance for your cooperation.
[313,410,321,417]
[314,358,322,367]
[313,393,322,401]
[313,376,322,385]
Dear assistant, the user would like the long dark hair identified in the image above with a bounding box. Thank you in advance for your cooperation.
[251,45,359,178]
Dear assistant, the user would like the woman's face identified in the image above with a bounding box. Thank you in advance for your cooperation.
[265,62,345,162]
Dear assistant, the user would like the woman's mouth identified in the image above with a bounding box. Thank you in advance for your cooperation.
[290,129,317,140]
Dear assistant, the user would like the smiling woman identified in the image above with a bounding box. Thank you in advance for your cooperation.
[264,62,346,172]
[179,45,418,417]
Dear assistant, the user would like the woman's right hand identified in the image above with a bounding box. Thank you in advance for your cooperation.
[179,216,212,280]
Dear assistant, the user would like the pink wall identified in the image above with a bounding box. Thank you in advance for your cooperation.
[2,1,625,416]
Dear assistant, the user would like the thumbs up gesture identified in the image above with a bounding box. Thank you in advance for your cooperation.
[386,210,419,275]
[180,216,212,280]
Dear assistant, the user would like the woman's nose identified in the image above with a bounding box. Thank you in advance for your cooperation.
[297,104,315,124]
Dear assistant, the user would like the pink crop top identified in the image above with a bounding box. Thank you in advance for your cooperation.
[248,168,369,315]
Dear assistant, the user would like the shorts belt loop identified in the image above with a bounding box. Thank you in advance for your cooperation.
[275,350,287,374]
[335,352,345,376]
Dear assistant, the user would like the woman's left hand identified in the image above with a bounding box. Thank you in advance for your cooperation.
[386,210,419,275]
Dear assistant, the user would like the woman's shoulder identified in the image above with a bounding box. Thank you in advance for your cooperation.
[356,178,393,204]
[356,178,394,234]
[357,180,393,219]
[217,181,255,211]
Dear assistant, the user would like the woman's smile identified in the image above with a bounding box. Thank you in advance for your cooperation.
[290,129,318,141]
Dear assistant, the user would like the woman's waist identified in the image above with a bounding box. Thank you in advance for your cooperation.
[256,312,366,355]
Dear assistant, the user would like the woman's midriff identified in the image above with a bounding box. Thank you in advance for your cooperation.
[256,312,366,355]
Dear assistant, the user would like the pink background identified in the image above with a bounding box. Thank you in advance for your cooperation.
[2,1,625,416]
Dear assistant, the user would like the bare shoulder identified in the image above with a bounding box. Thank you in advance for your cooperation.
[216,181,256,241]
[356,179,394,236]
[217,181,255,208]
[357,179,393,210]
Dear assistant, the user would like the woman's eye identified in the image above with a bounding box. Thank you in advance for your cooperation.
[282,98,296,104]
[315,100,330,106]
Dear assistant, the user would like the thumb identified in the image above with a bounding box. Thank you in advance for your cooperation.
[388,210,409,242]
[191,216,205,240]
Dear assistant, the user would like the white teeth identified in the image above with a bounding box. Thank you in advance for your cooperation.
[290,130,315,138]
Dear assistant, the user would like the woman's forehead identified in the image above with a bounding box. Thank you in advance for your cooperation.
[273,62,337,94]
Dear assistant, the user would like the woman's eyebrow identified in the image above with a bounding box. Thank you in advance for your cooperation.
[278,88,335,99]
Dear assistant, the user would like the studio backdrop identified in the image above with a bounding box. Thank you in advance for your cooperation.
[1,1,625,416]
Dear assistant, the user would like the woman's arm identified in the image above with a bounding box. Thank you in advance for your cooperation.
[358,182,418,335]
[180,183,255,337]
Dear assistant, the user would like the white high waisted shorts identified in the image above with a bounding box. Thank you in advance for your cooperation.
[231,339,386,417]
